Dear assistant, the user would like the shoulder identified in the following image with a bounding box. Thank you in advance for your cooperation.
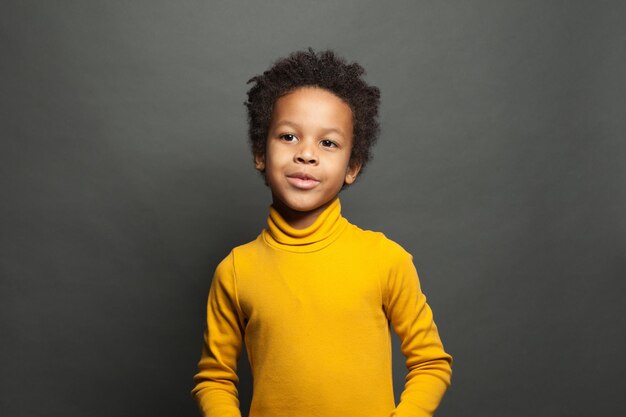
[209,231,262,270]
[210,234,264,295]
[217,233,267,275]
[212,250,235,282]
[345,221,413,263]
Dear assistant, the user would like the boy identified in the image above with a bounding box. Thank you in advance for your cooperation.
[192,48,452,417]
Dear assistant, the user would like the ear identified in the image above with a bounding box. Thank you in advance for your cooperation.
[254,153,265,172]
[344,161,362,185]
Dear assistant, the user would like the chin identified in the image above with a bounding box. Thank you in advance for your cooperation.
[278,195,327,213]
[285,200,321,213]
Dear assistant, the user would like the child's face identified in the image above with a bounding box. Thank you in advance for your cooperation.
[255,86,360,221]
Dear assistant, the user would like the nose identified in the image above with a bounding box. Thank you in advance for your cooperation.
[294,141,318,165]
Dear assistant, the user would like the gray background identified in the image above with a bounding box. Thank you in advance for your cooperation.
[1,1,624,416]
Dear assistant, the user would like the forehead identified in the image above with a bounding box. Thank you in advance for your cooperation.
[271,87,353,133]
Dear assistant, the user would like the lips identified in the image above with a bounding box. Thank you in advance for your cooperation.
[286,172,320,190]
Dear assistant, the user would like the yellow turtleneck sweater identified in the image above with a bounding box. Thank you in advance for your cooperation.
[192,198,452,417]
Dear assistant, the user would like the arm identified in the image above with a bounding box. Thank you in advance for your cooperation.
[192,253,245,417]
[383,247,453,417]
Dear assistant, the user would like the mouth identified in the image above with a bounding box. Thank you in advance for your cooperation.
[286,172,320,190]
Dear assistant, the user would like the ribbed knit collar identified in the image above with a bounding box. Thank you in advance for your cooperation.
[262,198,348,253]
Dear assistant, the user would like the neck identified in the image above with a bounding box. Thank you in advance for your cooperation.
[271,196,338,230]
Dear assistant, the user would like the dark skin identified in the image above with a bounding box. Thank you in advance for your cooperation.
[254,87,361,229]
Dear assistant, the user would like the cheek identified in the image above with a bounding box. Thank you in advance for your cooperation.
[265,143,288,165]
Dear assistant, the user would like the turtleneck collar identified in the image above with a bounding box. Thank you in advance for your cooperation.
[262,198,348,253]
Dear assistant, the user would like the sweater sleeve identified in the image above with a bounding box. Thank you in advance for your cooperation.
[382,245,453,417]
[191,252,245,417]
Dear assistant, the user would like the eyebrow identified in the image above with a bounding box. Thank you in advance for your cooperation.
[272,120,346,137]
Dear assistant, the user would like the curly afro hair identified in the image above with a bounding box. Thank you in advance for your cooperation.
[245,48,381,174]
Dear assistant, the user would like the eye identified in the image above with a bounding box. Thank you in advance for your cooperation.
[279,134,297,142]
[320,139,337,148]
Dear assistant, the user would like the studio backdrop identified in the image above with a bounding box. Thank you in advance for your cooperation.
[1,1,624,416]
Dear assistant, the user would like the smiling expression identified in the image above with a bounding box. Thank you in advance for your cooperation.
[255,86,361,228]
